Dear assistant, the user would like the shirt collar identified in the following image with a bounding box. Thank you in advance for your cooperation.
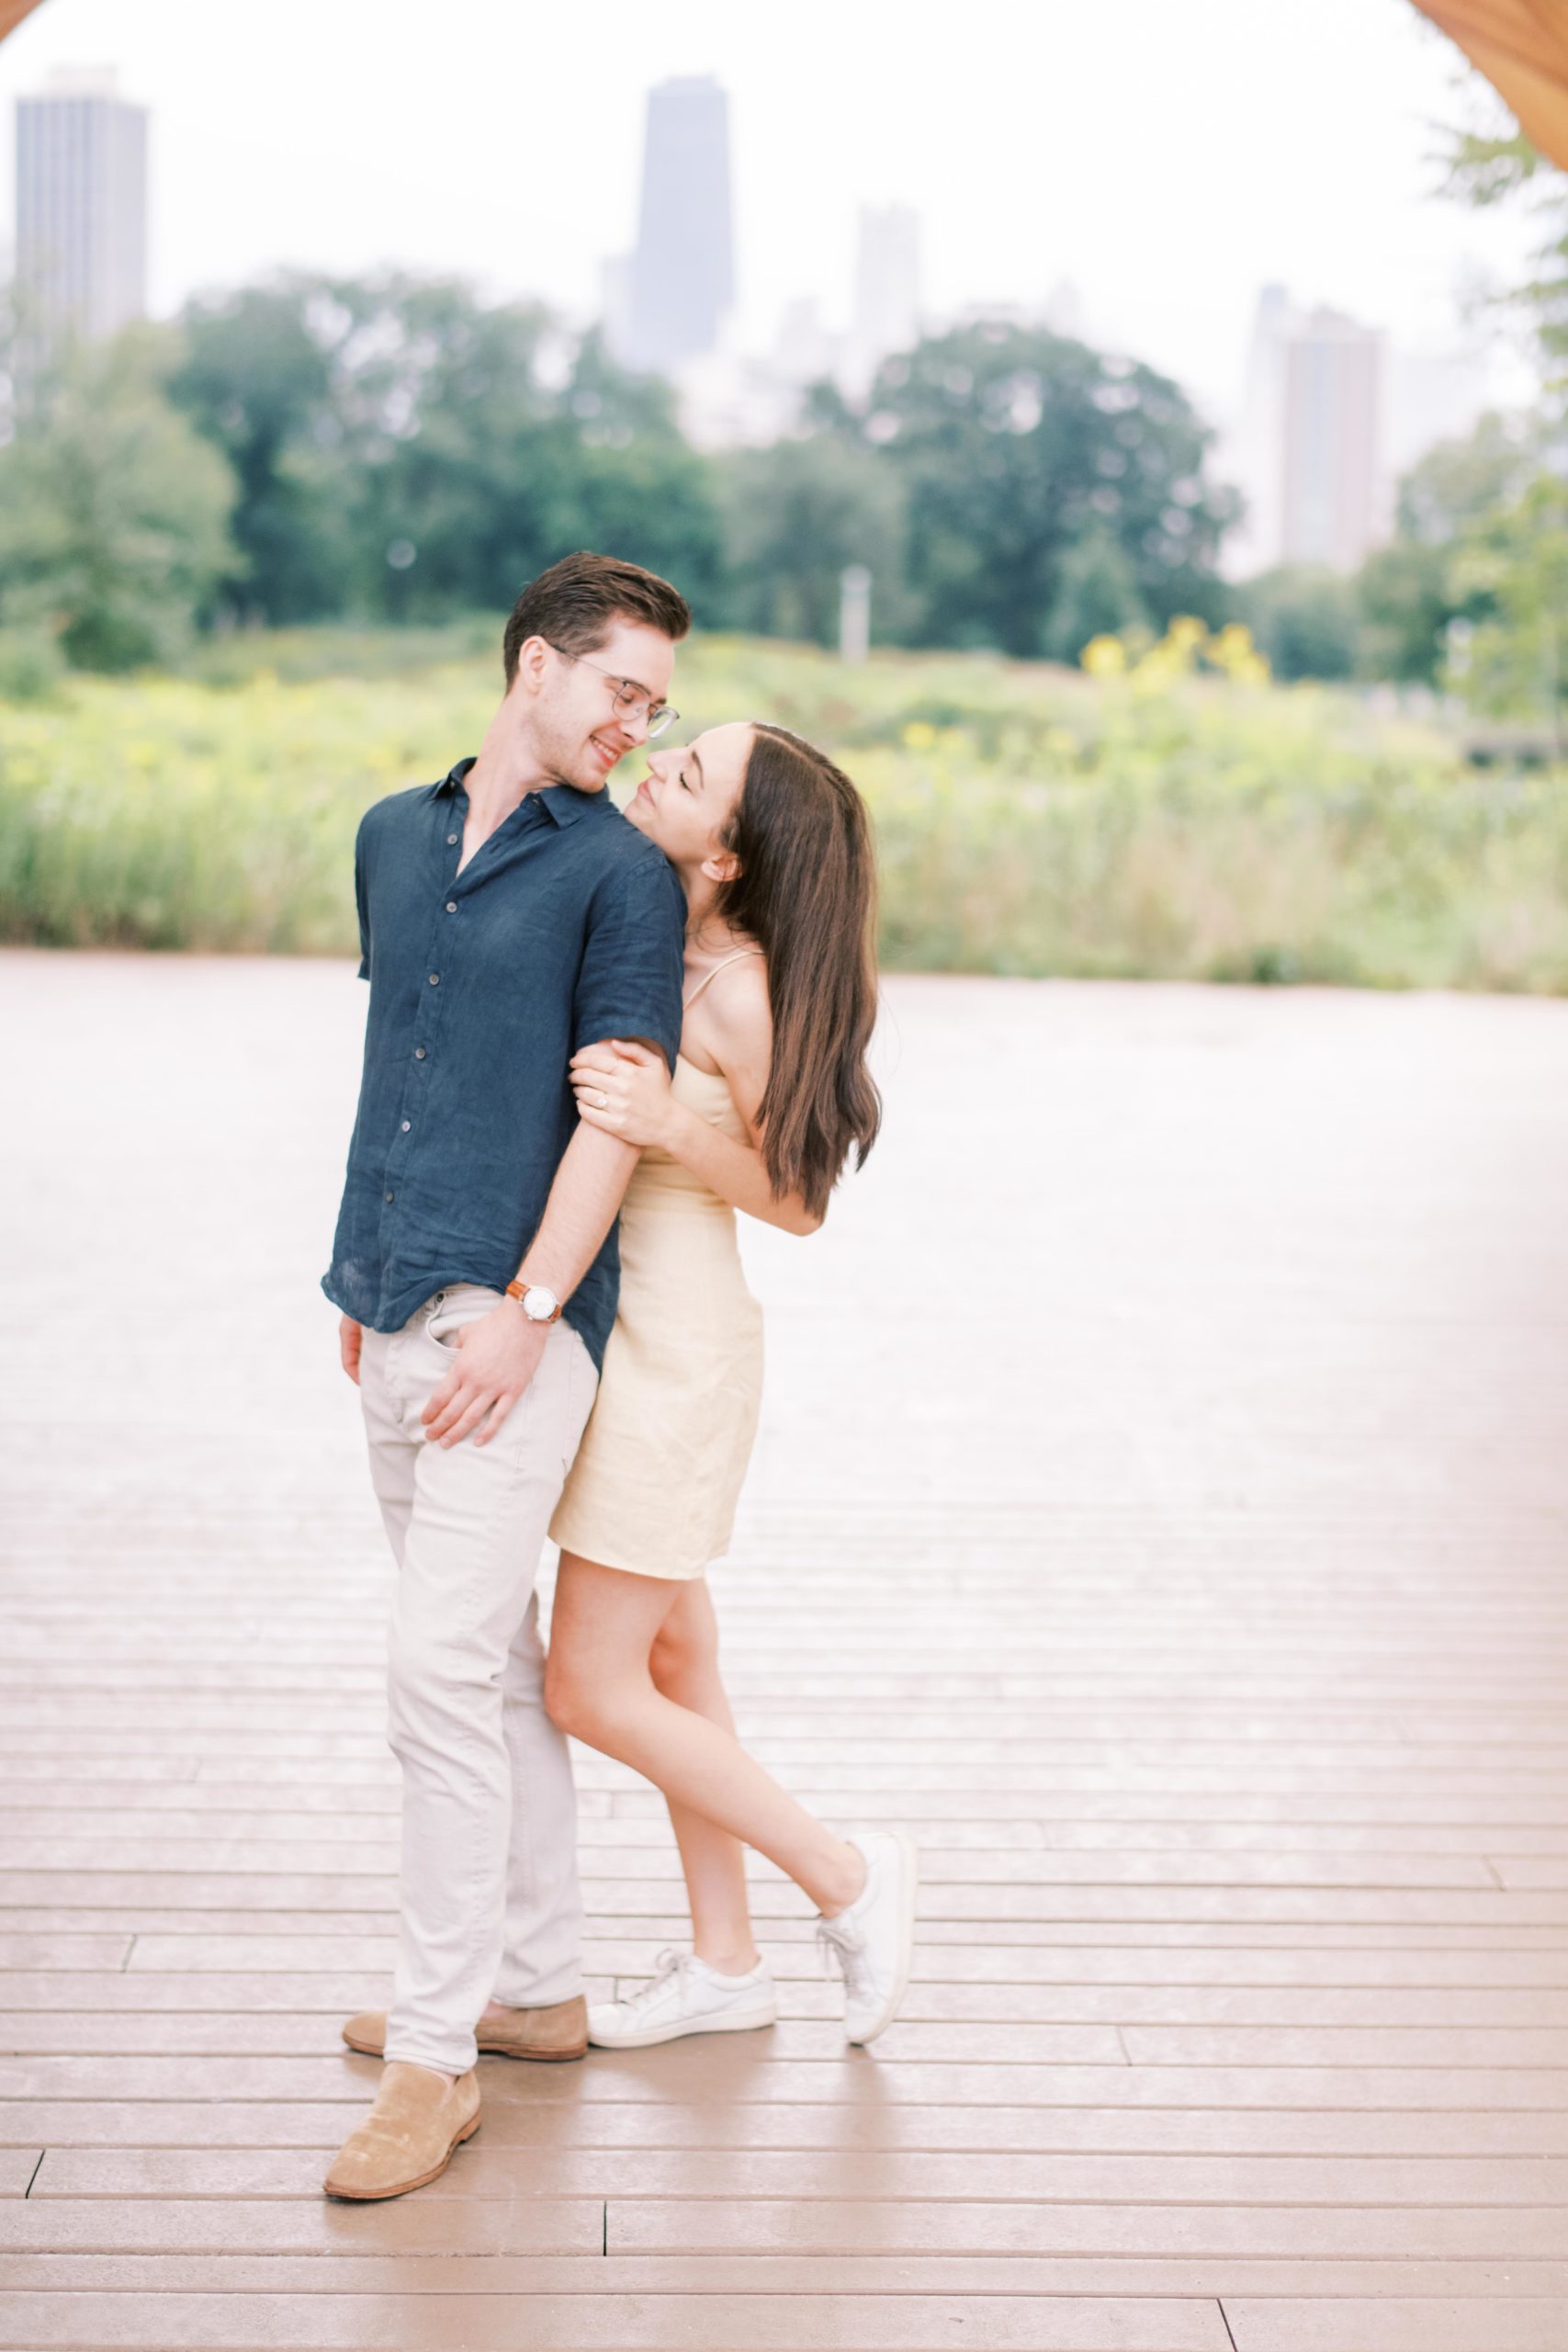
[537,783,605,827]
[435,759,607,829]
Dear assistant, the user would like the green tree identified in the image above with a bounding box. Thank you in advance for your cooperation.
[547,333,725,619]
[171,282,350,621]
[717,434,907,645]
[340,280,565,616]
[1040,528,1150,663]
[0,327,238,671]
[1443,125,1568,408]
[1450,472,1568,744]
[1237,566,1358,681]
[172,277,724,626]
[842,322,1236,655]
[1355,540,1452,685]
[1355,415,1533,684]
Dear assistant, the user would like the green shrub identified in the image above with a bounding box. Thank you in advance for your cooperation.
[1,633,1563,991]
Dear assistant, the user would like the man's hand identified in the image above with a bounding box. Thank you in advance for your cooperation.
[421,1301,548,1449]
[339,1316,363,1386]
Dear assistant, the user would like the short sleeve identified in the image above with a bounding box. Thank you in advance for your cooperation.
[354,810,371,981]
[573,853,685,1069]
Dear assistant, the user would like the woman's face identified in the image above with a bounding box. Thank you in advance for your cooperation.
[626,721,754,876]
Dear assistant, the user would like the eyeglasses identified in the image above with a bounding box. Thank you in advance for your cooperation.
[547,644,677,739]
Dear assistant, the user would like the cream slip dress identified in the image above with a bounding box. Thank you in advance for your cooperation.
[548,950,765,1580]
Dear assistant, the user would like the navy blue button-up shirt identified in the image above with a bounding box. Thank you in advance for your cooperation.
[322,758,685,1371]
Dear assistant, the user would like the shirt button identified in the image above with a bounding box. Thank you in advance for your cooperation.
[384,1191,394,1204]
[446,900,457,914]
[414,1046,426,1060]
[446,833,457,845]
[429,973,439,985]
[400,1119,411,1132]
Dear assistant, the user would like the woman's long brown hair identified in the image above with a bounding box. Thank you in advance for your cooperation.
[709,724,881,1221]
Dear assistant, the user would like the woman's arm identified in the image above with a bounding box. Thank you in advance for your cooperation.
[661,1089,820,1236]
[570,1027,822,1238]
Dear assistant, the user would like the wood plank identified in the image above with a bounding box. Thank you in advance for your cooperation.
[1121,2026,1568,2066]
[1224,2302,1568,2352]
[9,2099,1568,2157]
[0,2197,603,2255]
[30,2145,1568,2205]
[9,1976,1568,2026]
[6,2053,1568,2109]
[16,1941,1568,1995]
[5,1986,1568,2052]
[1,2251,1563,2299]
[0,1936,132,1970]
[606,2201,1567,2256]
[17,1781,1568,1824]
[23,1805,1568,1856]
[0,2288,1233,2351]
[7,1869,1541,1910]
[5,1837,1509,1885]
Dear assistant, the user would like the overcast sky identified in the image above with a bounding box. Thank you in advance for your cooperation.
[0,0,1541,420]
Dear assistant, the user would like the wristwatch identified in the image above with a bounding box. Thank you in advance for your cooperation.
[505,1277,563,1324]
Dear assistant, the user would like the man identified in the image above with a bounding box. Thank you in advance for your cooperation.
[320,552,690,2201]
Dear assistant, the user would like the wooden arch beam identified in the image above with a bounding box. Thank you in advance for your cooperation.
[0,0,47,40]
[1411,0,1568,164]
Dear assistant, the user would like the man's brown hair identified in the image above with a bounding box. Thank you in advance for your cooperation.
[502,551,692,685]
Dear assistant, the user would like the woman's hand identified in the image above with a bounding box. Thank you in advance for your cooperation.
[570,1039,676,1148]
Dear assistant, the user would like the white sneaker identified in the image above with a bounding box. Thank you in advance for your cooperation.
[587,1950,777,2050]
[817,1831,919,2045]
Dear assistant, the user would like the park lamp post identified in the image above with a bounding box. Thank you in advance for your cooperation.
[840,565,872,665]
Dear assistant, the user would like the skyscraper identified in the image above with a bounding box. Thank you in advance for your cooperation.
[844,203,921,392]
[1227,288,1386,576]
[15,68,148,349]
[1280,308,1385,572]
[624,76,734,377]
[1225,284,1294,577]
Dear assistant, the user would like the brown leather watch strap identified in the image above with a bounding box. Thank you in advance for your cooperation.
[505,1278,562,1321]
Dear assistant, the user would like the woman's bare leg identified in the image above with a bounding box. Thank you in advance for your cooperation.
[648,1582,759,1973]
[547,1554,865,1919]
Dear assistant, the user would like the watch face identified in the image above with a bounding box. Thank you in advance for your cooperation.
[524,1287,558,1322]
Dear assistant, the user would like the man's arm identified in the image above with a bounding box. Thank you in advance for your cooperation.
[423,849,683,1449]
[336,812,375,1380]
[420,1105,639,1450]
[513,1118,641,1300]
[354,807,373,981]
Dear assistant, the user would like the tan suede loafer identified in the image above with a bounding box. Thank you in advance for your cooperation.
[323,2061,480,2201]
[341,1994,588,2064]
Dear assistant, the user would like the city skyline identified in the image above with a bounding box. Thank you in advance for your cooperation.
[0,0,1540,420]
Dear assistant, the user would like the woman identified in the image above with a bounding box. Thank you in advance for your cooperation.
[544,718,917,2049]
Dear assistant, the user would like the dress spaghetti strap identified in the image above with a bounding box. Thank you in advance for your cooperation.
[682,946,764,1009]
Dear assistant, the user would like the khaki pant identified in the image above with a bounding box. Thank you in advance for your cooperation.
[358,1284,598,2075]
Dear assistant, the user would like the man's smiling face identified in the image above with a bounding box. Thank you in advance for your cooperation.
[526,616,678,794]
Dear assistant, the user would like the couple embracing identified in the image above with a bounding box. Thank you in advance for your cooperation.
[320,552,916,2202]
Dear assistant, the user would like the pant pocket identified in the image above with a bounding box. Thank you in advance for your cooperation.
[423,1285,504,1359]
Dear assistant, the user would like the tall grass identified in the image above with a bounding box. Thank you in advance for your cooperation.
[2,633,1563,989]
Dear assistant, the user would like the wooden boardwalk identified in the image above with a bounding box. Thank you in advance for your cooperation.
[3,951,1567,2352]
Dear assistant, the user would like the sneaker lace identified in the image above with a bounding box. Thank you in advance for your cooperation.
[618,1948,689,2016]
